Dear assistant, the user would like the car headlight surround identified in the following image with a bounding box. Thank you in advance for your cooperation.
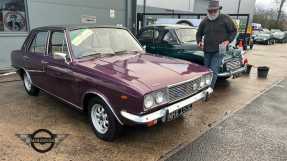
[144,89,168,111]
[200,73,213,88]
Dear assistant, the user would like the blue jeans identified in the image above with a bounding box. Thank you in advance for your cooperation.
[204,52,223,88]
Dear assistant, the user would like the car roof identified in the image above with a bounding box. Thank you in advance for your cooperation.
[143,24,197,30]
[31,24,127,32]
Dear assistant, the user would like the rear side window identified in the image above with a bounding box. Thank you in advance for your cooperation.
[139,29,159,41]
[29,32,48,54]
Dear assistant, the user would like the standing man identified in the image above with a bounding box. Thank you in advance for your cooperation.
[196,0,237,88]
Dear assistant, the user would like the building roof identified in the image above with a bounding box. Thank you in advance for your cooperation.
[144,24,197,29]
[32,24,127,31]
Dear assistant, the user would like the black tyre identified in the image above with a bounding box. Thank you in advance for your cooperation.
[218,76,231,80]
[23,71,39,96]
[88,97,122,141]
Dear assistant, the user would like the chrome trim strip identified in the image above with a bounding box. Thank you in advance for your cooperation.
[23,68,82,111]
[167,75,202,88]
[121,87,213,124]
[36,85,83,111]
[218,66,246,77]
[83,91,124,125]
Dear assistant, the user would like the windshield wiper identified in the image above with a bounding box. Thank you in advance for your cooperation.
[115,50,139,54]
[79,52,115,59]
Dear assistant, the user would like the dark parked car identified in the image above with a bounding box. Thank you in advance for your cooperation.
[138,25,247,80]
[271,29,287,43]
[254,29,276,45]
[11,25,213,141]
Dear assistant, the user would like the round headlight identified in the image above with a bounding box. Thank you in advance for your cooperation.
[206,75,212,85]
[144,95,154,109]
[200,77,206,88]
[155,91,165,104]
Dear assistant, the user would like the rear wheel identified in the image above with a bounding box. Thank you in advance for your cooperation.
[23,71,39,96]
[88,98,122,141]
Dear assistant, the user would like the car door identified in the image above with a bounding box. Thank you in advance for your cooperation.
[24,31,50,89]
[45,30,76,103]
[155,30,182,58]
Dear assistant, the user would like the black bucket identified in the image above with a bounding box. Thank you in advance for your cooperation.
[244,64,253,75]
[257,66,270,78]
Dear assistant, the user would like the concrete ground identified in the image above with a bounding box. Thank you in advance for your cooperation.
[165,79,287,161]
[0,44,287,161]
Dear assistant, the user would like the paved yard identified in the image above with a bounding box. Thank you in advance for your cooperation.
[165,79,287,161]
[0,44,287,161]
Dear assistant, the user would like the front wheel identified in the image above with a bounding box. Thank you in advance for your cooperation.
[88,98,122,141]
[218,76,231,81]
[23,71,39,96]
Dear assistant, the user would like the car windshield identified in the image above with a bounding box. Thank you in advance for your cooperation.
[175,28,197,43]
[70,28,143,58]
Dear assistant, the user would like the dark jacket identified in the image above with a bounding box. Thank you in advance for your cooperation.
[196,14,237,53]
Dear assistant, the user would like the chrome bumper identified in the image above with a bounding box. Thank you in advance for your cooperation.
[218,66,246,77]
[120,87,213,124]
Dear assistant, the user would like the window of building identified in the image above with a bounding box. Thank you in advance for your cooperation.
[29,32,48,54]
[0,0,28,32]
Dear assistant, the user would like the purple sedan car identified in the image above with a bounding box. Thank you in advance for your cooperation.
[11,25,213,141]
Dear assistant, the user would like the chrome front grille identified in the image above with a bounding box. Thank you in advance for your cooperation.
[226,59,241,71]
[168,78,201,103]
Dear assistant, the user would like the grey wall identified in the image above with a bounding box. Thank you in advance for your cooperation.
[193,0,256,22]
[0,0,130,70]
[193,0,209,13]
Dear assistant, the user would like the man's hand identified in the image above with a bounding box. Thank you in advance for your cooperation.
[197,42,204,49]
[223,40,230,48]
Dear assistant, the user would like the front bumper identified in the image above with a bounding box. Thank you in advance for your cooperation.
[218,66,246,77]
[120,87,213,124]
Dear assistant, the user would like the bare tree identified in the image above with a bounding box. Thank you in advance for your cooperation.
[276,0,286,24]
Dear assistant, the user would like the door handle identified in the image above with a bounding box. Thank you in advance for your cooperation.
[41,60,48,64]
[23,56,30,60]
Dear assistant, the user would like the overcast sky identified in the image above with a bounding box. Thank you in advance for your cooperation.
[256,0,287,11]
[137,0,287,12]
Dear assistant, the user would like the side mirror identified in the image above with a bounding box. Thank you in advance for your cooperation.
[54,52,69,64]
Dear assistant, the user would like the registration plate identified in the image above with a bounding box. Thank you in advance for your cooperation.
[167,105,192,122]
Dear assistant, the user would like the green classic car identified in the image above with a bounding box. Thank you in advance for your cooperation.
[138,25,248,80]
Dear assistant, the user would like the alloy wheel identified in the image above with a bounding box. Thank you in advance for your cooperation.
[91,104,109,134]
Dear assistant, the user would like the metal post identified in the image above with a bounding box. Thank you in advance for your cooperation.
[131,0,137,34]
[143,0,146,26]
[237,0,242,19]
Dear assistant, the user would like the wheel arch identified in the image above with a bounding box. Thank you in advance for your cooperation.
[82,91,124,125]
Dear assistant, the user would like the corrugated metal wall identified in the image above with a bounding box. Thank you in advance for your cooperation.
[0,0,132,70]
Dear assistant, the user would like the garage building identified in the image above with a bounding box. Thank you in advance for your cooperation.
[0,0,137,70]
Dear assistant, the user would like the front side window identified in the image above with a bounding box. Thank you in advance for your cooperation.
[163,31,176,43]
[29,31,48,54]
[175,28,197,43]
[49,31,68,56]
[0,0,28,32]
[70,28,144,58]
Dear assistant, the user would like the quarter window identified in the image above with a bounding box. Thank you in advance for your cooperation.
[29,31,48,54]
